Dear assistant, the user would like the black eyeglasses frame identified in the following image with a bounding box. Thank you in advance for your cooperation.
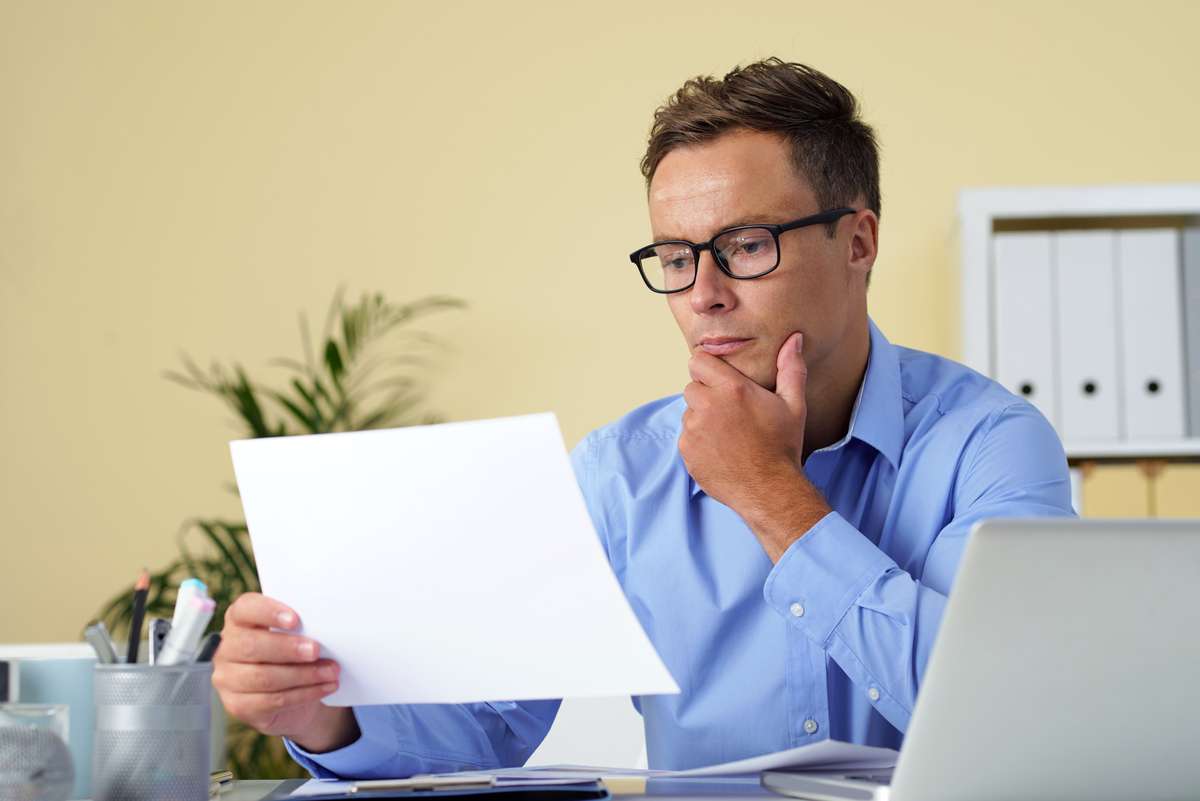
[628,207,858,294]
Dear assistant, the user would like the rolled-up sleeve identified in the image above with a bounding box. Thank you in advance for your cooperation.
[285,699,561,779]
[763,402,1073,732]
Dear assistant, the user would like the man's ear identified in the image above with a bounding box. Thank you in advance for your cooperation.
[847,208,879,282]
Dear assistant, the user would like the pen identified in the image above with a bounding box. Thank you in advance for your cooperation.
[158,596,216,666]
[85,622,119,664]
[195,632,222,663]
[350,776,496,794]
[126,568,150,664]
[0,660,15,703]
[149,618,172,665]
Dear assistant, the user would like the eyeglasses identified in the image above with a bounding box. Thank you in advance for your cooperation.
[628,207,857,294]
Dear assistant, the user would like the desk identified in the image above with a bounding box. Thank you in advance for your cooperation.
[220,776,774,801]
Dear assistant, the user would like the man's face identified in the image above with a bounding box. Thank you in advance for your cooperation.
[647,129,870,391]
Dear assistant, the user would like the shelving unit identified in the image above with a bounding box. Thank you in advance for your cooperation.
[958,184,1200,511]
[1062,438,1200,463]
[959,184,1200,459]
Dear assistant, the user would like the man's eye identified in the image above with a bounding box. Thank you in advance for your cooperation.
[735,237,770,256]
[656,251,691,270]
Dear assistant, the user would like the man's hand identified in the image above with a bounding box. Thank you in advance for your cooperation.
[213,593,359,754]
[680,332,829,561]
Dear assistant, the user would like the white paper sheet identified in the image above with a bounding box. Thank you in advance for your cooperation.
[669,739,898,776]
[289,780,352,797]
[230,412,679,706]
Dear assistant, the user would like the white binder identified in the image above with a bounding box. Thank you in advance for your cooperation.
[1054,231,1121,441]
[1116,229,1186,439]
[1182,228,1200,437]
[992,232,1057,427]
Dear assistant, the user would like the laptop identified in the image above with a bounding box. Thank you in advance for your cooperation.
[762,518,1200,801]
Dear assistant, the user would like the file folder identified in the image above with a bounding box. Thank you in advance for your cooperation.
[264,779,610,801]
[1116,229,1186,439]
[992,232,1058,427]
[1054,231,1121,442]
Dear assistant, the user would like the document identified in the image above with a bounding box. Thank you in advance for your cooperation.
[230,412,679,706]
[484,740,897,778]
[669,739,898,776]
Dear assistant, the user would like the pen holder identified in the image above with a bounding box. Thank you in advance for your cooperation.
[92,662,212,801]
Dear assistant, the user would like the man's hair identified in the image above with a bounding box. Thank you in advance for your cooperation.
[640,58,881,232]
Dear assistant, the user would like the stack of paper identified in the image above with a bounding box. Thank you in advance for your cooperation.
[288,740,898,797]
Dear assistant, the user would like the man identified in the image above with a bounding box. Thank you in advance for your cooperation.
[213,58,1073,776]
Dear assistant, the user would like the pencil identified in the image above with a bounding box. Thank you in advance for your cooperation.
[126,568,150,664]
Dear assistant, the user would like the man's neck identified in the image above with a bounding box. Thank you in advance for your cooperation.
[801,319,871,463]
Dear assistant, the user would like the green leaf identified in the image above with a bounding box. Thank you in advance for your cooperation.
[229,366,279,438]
[323,340,345,389]
[214,520,258,590]
[267,390,321,434]
[194,520,253,591]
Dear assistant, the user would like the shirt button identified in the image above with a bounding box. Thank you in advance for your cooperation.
[867,687,881,702]
[789,602,805,618]
[803,719,819,734]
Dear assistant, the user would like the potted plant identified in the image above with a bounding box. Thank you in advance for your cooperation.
[95,289,463,778]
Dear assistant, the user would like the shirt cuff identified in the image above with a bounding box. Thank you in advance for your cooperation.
[285,705,398,779]
[763,511,895,646]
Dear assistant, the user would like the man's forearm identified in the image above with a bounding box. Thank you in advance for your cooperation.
[739,466,831,563]
[290,705,361,754]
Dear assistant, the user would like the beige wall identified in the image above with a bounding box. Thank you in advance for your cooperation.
[3,0,1199,642]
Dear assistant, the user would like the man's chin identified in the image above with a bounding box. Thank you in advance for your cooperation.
[714,352,773,389]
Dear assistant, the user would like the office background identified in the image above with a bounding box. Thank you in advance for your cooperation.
[3,1,1199,647]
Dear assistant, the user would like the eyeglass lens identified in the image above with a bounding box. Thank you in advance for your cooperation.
[639,227,779,292]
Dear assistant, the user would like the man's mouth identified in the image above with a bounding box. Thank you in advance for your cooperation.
[697,337,754,356]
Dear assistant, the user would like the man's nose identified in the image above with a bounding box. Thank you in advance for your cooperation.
[689,250,737,315]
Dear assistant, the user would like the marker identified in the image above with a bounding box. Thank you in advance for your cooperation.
[171,578,208,631]
[158,596,216,666]
[126,568,150,664]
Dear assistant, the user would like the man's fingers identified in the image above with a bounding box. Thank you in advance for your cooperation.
[222,683,339,722]
[225,593,300,631]
[688,351,750,387]
[774,332,808,418]
[219,628,321,664]
[682,381,710,411]
[213,659,339,695]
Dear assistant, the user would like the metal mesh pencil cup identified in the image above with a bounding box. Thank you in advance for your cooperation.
[92,662,212,801]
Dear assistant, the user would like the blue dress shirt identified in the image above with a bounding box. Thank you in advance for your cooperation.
[287,318,1074,777]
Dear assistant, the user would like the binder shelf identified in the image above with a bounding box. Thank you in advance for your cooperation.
[959,184,1200,466]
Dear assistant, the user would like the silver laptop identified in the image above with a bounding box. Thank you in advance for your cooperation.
[762,518,1200,801]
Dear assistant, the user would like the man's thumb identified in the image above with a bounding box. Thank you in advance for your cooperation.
[775,332,808,417]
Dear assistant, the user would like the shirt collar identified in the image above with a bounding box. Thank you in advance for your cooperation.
[849,318,905,470]
[686,317,904,498]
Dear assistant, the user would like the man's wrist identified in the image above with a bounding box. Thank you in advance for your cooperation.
[290,705,361,754]
[741,467,831,563]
